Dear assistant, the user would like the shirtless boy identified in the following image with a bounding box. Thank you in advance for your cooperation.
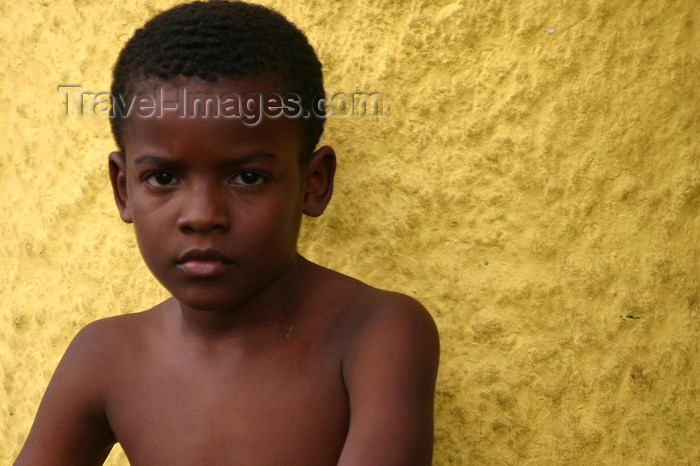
[15,2,439,464]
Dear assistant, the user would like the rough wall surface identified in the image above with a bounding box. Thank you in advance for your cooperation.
[1,0,698,464]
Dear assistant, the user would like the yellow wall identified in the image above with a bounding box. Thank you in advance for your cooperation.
[2,0,698,464]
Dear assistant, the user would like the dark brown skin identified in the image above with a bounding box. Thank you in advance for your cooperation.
[15,77,439,466]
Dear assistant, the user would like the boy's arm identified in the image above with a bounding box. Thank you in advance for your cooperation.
[338,294,440,466]
[14,320,117,466]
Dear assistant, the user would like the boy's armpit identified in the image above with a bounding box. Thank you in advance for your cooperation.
[14,319,119,466]
[338,294,440,466]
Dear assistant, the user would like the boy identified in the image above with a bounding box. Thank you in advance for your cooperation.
[15,1,439,465]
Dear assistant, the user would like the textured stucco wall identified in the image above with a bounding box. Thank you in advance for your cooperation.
[1,0,698,464]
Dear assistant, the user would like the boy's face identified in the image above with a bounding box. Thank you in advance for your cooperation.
[109,77,334,313]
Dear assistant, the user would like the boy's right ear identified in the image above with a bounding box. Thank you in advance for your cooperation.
[108,151,133,224]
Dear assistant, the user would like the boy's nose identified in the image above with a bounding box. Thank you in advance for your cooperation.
[176,184,230,234]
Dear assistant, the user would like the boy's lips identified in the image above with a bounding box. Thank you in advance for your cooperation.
[176,249,234,277]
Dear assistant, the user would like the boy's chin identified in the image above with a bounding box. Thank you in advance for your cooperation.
[170,289,249,314]
[165,276,281,316]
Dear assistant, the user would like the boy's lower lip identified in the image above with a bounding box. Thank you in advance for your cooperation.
[177,260,228,277]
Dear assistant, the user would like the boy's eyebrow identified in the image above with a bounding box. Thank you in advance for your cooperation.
[133,155,179,166]
[133,151,278,166]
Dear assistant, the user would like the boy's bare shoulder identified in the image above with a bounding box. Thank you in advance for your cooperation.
[69,303,165,359]
[310,263,438,344]
[57,302,176,398]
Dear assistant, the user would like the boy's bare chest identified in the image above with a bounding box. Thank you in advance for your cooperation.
[106,338,349,465]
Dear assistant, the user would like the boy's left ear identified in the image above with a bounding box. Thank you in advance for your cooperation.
[302,145,336,217]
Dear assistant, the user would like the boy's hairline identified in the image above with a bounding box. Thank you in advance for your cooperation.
[120,71,290,94]
[112,71,317,166]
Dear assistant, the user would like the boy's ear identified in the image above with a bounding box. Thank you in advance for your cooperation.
[302,145,336,217]
[108,151,133,224]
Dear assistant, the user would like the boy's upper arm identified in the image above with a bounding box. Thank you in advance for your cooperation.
[338,294,440,466]
[14,320,117,466]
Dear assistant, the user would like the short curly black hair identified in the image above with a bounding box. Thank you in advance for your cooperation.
[110,0,325,164]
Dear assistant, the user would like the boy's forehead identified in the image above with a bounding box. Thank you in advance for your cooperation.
[120,76,305,157]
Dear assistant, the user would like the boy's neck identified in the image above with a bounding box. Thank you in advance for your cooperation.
[173,254,308,348]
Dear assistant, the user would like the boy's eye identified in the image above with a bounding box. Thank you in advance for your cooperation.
[146,172,178,187]
[232,172,265,186]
